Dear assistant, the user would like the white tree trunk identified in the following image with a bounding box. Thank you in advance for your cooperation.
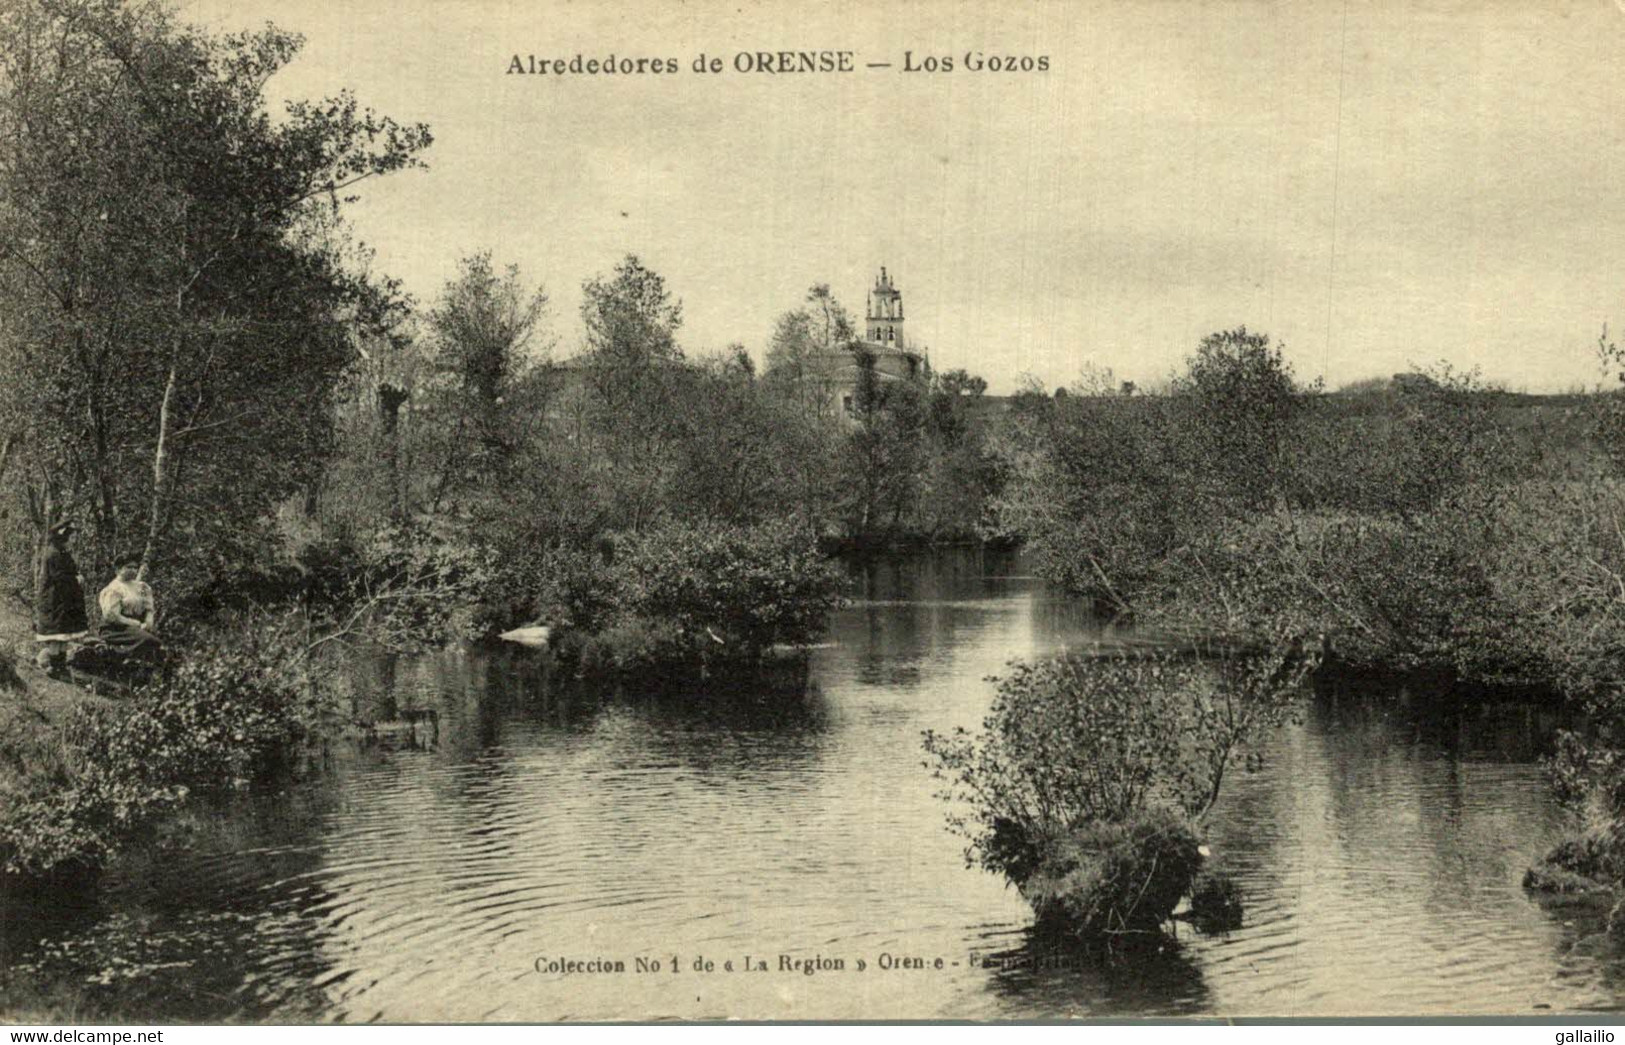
[138,362,177,582]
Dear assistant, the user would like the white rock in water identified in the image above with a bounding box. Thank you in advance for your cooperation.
[499,625,553,648]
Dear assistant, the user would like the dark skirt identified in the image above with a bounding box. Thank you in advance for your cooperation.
[36,549,89,638]
[100,621,163,662]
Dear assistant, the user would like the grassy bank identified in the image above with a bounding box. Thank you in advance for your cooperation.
[0,596,342,883]
[0,604,116,884]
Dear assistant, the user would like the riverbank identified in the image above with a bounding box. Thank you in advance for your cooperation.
[0,595,340,886]
[817,532,1018,556]
[0,604,115,885]
[0,518,846,886]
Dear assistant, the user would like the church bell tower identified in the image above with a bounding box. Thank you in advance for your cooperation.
[866,267,904,348]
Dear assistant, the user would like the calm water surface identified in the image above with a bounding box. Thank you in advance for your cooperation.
[4,550,1620,1019]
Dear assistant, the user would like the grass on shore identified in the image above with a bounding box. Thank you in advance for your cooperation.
[0,602,116,879]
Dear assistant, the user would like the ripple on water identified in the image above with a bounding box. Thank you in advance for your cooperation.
[3,550,1616,1019]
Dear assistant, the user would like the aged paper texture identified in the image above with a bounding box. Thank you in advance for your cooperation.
[5,0,1624,1025]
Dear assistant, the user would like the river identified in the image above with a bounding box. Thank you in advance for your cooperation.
[2,549,1619,1020]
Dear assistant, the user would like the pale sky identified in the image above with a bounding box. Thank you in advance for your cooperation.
[174,0,1625,393]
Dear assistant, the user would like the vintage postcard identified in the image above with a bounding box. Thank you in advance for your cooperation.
[2,0,1624,1027]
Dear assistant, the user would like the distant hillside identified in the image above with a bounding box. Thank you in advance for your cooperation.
[965,384,1605,415]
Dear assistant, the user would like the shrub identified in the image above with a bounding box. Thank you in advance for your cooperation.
[0,642,313,875]
[564,619,685,676]
[340,526,496,648]
[988,337,1540,681]
[528,544,624,635]
[534,519,846,674]
[1171,327,1307,510]
[615,518,846,658]
[1524,832,1621,895]
[1145,496,1571,685]
[923,644,1312,937]
[1486,481,1625,692]
[1515,333,1625,907]
[1185,508,1509,675]
[984,392,1179,610]
[925,652,1214,862]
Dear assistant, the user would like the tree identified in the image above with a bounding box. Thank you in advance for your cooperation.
[0,0,431,613]
[764,283,855,419]
[988,380,1178,610]
[805,284,853,356]
[320,284,421,529]
[419,251,551,515]
[582,255,681,370]
[661,356,835,529]
[1171,327,1305,510]
[765,309,817,385]
[723,340,755,378]
[923,643,1316,937]
[839,349,926,537]
[914,368,997,539]
[935,368,988,399]
[578,254,685,530]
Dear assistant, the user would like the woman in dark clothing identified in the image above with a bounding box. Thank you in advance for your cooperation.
[34,521,89,673]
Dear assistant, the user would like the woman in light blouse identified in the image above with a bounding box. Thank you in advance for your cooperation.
[98,558,162,661]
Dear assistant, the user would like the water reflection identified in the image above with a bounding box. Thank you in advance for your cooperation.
[2,549,1616,1019]
[3,783,349,1021]
[964,928,1211,1018]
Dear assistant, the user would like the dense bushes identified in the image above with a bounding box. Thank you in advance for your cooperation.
[1509,335,1625,905]
[1485,481,1625,693]
[535,519,846,675]
[1161,506,1519,677]
[614,520,847,658]
[0,519,506,878]
[1523,831,1621,896]
[923,645,1313,939]
[1527,724,1625,904]
[1,644,314,875]
[988,324,1625,919]
[989,334,1586,688]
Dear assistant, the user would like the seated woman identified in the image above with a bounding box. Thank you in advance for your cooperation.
[98,560,163,663]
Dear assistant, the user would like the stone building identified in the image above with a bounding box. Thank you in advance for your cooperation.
[824,267,928,417]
